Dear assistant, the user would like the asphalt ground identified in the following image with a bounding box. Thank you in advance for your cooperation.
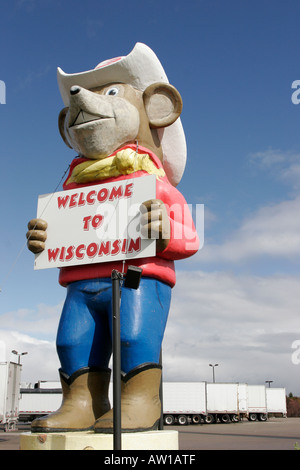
[174,417,300,450]
[0,418,299,451]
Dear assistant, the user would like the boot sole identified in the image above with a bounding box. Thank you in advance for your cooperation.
[31,425,94,433]
[94,419,160,434]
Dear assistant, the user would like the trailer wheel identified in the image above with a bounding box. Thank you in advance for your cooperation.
[204,414,214,424]
[4,421,17,432]
[178,415,188,425]
[192,414,201,424]
[220,414,230,423]
[231,414,239,422]
[249,413,257,421]
[258,413,267,422]
[164,415,174,425]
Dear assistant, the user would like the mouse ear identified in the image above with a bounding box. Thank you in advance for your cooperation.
[58,107,72,149]
[143,82,182,129]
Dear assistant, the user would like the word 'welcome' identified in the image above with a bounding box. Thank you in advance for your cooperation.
[57,182,134,209]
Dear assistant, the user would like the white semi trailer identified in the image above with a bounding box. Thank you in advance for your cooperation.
[247,385,268,421]
[205,382,246,424]
[0,362,22,431]
[162,382,207,425]
[19,387,62,422]
[266,387,287,417]
[19,381,62,422]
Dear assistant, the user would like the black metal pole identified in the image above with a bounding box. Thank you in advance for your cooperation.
[112,270,121,450]
[159,349,164,430]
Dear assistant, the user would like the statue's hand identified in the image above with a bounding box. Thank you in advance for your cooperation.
[140,199,170,252]
[26,218,48,253]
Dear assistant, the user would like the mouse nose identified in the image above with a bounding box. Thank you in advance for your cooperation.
[70,85,81,95]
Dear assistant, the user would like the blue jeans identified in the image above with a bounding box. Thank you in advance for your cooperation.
[56,277,171,376]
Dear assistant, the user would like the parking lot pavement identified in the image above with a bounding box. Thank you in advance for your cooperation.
[175,418,300,450]
[1,418,299,451]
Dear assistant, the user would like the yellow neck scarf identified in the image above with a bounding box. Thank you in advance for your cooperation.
[66,148,165,185]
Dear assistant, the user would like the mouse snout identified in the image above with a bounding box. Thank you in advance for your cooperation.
[70,85,81,95]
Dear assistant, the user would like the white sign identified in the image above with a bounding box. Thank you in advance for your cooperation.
[34,175,156,270]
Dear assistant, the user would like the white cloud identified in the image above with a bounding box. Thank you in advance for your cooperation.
[280,163,300,190]
[249,148,288,169]
[0,301,63,340]
[249,147,300,191]
[0,301,62,383]
[193,148,300,265]
[0,330,60,384]
[197,195,300,263]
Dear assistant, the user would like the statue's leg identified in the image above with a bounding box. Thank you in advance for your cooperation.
[31,279,112,432]
[94,278,171,433]
[56,279,112,375]
[119,277,171,373]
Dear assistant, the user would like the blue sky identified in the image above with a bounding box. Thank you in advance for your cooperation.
[1,0,300,395]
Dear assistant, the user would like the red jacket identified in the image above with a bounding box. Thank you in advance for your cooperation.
[59,145,199,288]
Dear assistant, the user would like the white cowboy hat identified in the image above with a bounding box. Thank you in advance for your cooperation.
[57,42,186,186]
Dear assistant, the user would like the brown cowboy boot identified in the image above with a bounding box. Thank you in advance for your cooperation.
[31,367,111,433]
[94,363,162,433]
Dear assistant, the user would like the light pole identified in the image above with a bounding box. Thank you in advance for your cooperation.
[265,380,273,388]
[209,363,218,383]
[11,350,28,364]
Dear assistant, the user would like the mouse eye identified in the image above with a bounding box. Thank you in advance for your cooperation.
[106,87,119,96]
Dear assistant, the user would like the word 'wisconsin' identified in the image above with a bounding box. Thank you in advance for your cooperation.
[47,237,141,263]
[57,182,134,209]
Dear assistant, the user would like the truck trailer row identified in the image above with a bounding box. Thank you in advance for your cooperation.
[162,382,286,425]
[18,380,287,426]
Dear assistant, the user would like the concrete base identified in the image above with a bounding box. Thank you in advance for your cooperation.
[20,429,179,451]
